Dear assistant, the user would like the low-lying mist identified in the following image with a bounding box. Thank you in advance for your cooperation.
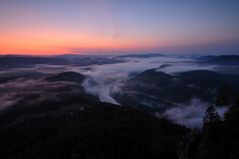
[0,54,236,128]
[158,98,227,128]
[72,56,216,105]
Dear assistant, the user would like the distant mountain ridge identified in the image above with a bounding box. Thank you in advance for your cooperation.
[112,69,239,111]
[197,55,239,65]
[0,55,68,67]
[46,72,86,83]
[117,53,165,58]
[0,54,123,68]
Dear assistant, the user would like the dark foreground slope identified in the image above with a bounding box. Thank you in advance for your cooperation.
[0,103,188,159]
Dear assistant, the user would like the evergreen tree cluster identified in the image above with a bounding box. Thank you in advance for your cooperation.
[181,85,239,159]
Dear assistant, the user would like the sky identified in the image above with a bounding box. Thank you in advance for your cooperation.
[0,0,239,55]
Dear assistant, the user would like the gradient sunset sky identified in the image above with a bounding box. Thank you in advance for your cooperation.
[0,0,239,55]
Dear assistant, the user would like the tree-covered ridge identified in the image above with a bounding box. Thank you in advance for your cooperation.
[0,103,188,159]
[0,70,239,159]
[180,85,239,159]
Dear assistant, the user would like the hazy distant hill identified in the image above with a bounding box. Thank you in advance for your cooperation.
[117,53,165,58]
[112,69,239,111]
[198,55,239,65]
[0,55,123,68]
[0,55,68,67]
[46,72,86,83]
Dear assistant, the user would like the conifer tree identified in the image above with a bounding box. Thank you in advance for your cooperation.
[203,104,220,125]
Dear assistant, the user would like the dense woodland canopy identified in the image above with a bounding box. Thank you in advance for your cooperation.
[180,85,239,159]
[0,84,238,159]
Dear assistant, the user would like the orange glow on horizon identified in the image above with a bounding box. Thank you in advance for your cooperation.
[0,28,171,55]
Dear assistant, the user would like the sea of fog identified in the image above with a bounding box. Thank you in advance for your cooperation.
[70,56,216,105]
[0,55,228,128]
[66,56,225,128]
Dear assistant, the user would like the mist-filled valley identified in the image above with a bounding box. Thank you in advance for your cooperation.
[1,0,239,158]
[0,54,239,159]
[1,54,238,126]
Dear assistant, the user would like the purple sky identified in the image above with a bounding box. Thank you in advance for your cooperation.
[0,0,239,55]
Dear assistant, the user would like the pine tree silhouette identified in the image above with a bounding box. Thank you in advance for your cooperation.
[203,104,220,125]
